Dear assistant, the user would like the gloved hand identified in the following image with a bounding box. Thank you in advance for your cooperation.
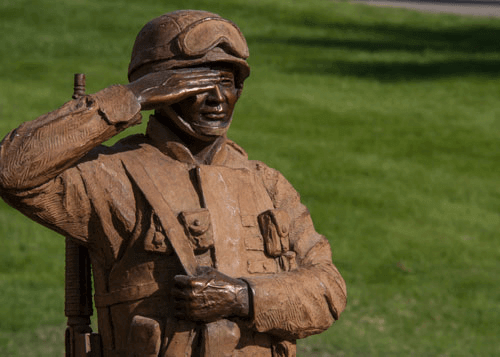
[126,68,219,111]
[172,266,250,322]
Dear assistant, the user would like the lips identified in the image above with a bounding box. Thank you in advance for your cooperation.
[201,104,226,121]
[203,112,226,120]
[195,112,231,129]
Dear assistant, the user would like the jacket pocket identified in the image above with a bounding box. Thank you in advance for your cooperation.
[258,209,290,257]
[178,208,214,252]
[144,213,172,254]
[127,315,162,356]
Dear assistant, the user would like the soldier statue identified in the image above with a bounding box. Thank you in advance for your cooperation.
[0,10,346,357]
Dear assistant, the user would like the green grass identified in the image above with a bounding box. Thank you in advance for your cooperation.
[1,0,500,355]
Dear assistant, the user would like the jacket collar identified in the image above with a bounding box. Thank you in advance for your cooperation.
[146,115,228,165]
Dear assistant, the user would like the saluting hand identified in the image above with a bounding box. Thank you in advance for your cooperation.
[126,68,221,111]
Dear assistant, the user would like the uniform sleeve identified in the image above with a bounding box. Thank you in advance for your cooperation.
[0,85,141,190]
[244,163,347,340]
[0,85,141,244]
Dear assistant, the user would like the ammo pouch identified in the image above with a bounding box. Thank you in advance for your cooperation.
[127,316,162,357]
[179,208,214,252]
[126,316,240,357]
[258,209,297,272]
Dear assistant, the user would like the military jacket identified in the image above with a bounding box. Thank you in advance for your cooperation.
[0,86,347,357]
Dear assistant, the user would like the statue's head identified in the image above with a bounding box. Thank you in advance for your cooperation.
[128,10,250,140]
[128,10,250,85]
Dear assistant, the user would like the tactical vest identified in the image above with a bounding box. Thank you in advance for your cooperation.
[89,145,296,356]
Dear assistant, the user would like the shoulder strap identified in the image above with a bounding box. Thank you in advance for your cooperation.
[121,156,199,276]
[121,153,240,357]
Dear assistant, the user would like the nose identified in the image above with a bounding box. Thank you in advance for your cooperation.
[206,84,224,104]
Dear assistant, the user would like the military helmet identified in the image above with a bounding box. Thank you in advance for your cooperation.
[128,10,250,87]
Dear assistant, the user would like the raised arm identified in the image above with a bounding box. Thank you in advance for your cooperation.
[0,68,219,192]
[0,85,141,191]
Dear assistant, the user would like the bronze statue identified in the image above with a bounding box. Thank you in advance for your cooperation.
[0,10,346,357]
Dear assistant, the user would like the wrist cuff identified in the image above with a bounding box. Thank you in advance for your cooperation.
[92,85,141,124]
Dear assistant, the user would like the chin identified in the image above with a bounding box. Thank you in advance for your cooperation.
[192,116,232,137]
[192,124,230,138]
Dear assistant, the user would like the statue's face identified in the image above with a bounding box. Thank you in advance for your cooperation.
[163,67,239,140]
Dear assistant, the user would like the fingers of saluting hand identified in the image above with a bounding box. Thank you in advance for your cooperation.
[145,74,219,93]
[161,68,222,84]
[137,77,219,110]
[140,81,215,102]
[128,68,223,107]
[141,68,222,90]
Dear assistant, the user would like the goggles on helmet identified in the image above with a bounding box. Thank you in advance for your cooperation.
[177,18,249,59]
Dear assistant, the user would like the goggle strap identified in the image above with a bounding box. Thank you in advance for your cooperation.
[177,18,249,59]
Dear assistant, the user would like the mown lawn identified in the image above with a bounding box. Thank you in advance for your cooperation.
[1,0,500,355]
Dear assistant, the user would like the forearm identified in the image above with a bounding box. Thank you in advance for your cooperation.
[244,239,347,340]
[247,165,347,339]
[0,85,141,191]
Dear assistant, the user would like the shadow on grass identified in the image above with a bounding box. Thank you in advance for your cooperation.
[377,0,500,4]
[248,17,500,80]
[291,58,500,81]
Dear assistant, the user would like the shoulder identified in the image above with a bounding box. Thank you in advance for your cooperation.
[225,139,248,159]
[77,134,151,164]
[73,134,157,182]
[224,139,249,167]
[248,159,279,181]
[222,140,289,194]
[248,160,302,209]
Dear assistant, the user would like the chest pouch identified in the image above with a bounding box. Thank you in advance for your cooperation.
[179,208,214,252]
[258,209,290,257]
[144,213,172,254]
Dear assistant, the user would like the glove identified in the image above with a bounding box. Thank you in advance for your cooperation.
[172,266,250,322]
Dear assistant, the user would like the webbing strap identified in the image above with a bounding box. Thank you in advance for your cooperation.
[94,281,161,308]
[121,157,198,276]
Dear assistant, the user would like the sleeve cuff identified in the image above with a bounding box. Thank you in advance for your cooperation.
[241,275,293,333]
[92,85,141,125]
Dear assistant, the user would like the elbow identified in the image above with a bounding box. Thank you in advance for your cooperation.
[0,134,24,191]
[323,265,347,322]
[0,154,13,191]
[0,157,33,192]
[0,165,21,192]
[0,139,46,191]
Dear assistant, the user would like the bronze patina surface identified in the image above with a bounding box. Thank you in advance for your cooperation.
[0,10,346,357]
